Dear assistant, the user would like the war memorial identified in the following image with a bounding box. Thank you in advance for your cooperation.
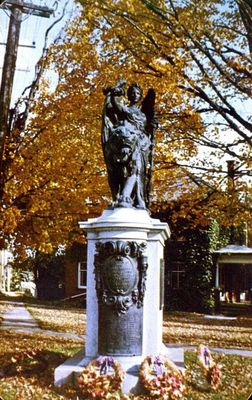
[55,80,183,395]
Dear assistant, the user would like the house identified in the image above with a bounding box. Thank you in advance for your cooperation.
[214,244,252,303]
[213,220,252,303]
[63,243,87,301]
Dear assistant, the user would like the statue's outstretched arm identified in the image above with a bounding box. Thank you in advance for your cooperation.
[103,80,127,121]
[101,80,126,147]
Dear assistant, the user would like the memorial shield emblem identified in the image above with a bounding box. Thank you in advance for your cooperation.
[103,255,137,295]
[94,240,148,314]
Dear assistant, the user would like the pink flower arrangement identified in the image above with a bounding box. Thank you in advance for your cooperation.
[197,345,222,389]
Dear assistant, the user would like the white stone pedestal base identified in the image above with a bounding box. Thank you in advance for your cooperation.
[54,347,184,394]
[54,207,184,394]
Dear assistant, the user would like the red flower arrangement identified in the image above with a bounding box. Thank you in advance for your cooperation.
[139,355,185,399]
[77,356,124,399]
[197,345,222,389]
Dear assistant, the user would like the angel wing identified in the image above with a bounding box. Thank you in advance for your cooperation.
[140,88,158,207]
[141,88,157,135]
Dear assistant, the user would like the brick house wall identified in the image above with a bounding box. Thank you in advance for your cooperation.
[64,243,87,299]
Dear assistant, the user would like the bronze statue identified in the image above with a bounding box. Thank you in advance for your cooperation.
[102,80,157,209]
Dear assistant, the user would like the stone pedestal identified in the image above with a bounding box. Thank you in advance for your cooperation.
[55,208,183,393]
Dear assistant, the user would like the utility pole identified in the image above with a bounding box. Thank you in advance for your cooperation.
[0,0,54,195]
[0,1,22,146]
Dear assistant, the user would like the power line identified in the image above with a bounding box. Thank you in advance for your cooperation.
[1,1,53,18]
[0,0,54,192]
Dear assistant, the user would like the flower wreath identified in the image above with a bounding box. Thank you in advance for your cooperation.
[77,356,124,399]
[139,355,185,399]
[197,345,222,389]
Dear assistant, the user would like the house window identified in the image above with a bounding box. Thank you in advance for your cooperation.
[78,261,87,289]
[171,262,185,289]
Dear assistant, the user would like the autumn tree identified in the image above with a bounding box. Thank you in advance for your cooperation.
[0,3,88,254]
[1,0,252,255]
[0,3,203,254]
[76,0,252,225]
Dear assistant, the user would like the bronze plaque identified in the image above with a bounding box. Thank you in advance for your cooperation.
[98,305,143,356]
[103,255,137,295]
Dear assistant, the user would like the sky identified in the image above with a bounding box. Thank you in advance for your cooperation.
[0,0,79,107]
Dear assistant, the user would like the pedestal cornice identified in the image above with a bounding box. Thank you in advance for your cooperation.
[79,208,170,242]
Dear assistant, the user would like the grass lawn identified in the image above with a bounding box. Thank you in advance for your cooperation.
[0,297,251,399]
[0,329,81,399]
[27,304,86,336]
[184,350,252,400]
[27,303,252,350]
[163,310,252,350]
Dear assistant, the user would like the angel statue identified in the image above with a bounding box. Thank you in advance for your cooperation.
[101,80,157,209]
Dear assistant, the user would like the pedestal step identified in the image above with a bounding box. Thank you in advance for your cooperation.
[54,347,184,395]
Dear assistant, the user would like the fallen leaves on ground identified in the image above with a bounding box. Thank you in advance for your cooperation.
[27,305,86,335]
[0,301,251,399]
[0,329,81,399]
[27,305,252,350]
[163,311,252,350]
[0,323,251,399]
